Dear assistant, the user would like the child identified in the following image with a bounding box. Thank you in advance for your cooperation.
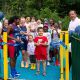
[51,23,61,66]
[27,35,36,69]
[34,27,48,76]
[43,26,51,65]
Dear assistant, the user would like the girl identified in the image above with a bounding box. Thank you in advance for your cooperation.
[20,17,28,68]
[34,27,48,76]
[50,23,61,66]
[27,35,36,69]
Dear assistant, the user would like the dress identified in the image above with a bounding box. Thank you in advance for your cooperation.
[27,42,35,55]
[34,36,48,60]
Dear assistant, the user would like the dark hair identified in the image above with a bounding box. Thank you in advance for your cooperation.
[37,27,43,32]
[8,16,19,24]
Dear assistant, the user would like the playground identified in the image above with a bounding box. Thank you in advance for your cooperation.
[0,32,72,80]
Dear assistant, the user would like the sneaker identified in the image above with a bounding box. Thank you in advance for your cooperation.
[36,71,40,75]
[15,72,20,76]
[10,73,19,78]
[25,62,29,68]
[42,72,46,76]
[30,64,34,70]
[33,64,36,69]
[21,61,24,67]
[47,62,50,66]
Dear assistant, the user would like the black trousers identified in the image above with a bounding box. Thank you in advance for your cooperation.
[30,55,36,63]
[69,52,72,70]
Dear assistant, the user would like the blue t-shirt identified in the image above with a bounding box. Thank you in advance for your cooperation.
[20,26,27,40]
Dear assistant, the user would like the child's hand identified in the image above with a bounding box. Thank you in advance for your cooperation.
[35,43,40,46]
[41,42,48,46]
[36,43,40,46]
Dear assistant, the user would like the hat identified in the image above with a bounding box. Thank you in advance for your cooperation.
[44,22,48,28]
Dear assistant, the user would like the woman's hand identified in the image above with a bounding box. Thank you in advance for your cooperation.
[20,31,24,34]
[15,38,21,42]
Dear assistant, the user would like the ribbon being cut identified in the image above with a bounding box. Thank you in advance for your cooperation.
[50,38,67,49]
[0,42,22,46]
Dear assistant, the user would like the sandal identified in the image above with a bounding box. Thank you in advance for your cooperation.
[42,72,46,76]
[36,71,40,75]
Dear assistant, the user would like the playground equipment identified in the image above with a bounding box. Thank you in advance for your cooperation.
[60,31,69,80]
[1,31,69,80]
[71,34,80,80]
[3,32,8,80]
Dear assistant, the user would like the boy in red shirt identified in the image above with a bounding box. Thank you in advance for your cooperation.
[34,27,48,76]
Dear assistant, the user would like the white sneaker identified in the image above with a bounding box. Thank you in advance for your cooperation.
[47,62,50,66]
[21,61,24,67]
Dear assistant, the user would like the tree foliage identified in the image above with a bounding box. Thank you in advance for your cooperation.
[0,0,80,30]
[0,0,80,18]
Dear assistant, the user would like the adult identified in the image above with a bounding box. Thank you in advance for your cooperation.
[68,10,80,34]
[36,19,43,28]
[68,10,80,70]
[29,16,37,38]
[7,16,20,78]
[0,12,4,79]
[25,17,31,33]
[0,12,4,34]
[20,17,28,68]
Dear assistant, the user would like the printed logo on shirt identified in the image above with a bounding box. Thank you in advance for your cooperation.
[38,39,42,44]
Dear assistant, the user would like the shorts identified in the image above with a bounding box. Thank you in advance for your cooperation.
[20,38,28,51]
[30,55,36,63]
[8,40,15,58]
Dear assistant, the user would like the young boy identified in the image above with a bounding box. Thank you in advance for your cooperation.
[34,27,48,76]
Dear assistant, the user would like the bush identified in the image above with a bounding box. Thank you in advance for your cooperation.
[61,16,70,30]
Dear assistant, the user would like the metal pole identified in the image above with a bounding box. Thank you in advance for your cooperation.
[3,32,8,80]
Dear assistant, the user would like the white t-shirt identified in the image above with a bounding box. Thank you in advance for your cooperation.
[25,22,31,33]
[29,22,37,30]
[27,42,35,55]
[0,22,2,34]
[43,32,51,45]
[37,24,43,28]
[68,17,80,31]
[0,22,2,28]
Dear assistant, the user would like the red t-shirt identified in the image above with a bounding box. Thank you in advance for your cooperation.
[34,36,48,60]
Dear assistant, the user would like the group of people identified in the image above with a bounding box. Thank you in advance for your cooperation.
[0,16,61,78]
[0,10,79,78]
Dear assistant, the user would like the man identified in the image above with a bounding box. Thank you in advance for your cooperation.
[0,11,4,79]
[68,10,80,34]
[68,10,80,70]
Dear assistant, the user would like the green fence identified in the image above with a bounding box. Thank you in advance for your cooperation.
[71,35,80,80]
